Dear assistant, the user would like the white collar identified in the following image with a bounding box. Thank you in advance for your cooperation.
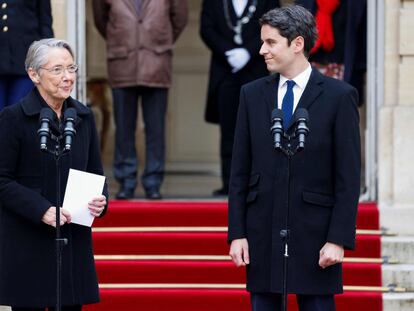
[279,63,312,90]
[232,0,248,17]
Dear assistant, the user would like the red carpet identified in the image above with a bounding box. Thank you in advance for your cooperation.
[85,290,382,311]
[94,201,379,229]
[86,200,383,311]
[95,260,381,286]
[92,232,380,258]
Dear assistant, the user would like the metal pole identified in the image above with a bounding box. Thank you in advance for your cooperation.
[55,145,62,311]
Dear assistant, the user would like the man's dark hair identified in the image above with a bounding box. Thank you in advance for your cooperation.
[260,5,318,57]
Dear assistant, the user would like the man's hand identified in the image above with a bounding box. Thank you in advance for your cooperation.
[41,207,72,227]
[319,242,344,269]
[229,238,250,267]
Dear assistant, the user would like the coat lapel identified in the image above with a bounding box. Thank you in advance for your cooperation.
[21,89,90,132]
[262,73,280,118]
[287,68,324,130]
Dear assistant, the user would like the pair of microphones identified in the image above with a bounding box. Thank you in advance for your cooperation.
[38,107,77,151]
[271,108,309,150]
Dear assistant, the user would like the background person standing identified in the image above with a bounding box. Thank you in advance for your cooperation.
[0,0,54,111]
[93,0,188,200]
[200,0,280,196]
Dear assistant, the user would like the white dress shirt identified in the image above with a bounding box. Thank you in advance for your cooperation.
[277,64,313,112]
[232,0,248,17]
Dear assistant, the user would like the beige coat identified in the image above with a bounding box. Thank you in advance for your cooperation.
[93,0,188,88]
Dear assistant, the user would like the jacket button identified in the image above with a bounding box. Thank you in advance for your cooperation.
[2,14,6,20]
[2,25,7,32]
[1,3,6,9]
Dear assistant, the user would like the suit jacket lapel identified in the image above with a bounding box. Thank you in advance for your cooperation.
[263,73,280,118]
[261,70,324,130]
[287,68,324,130]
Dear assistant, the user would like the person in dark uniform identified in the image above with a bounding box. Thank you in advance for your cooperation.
[0,0,53,110]
[200,0,280,196]
[296,0,367,105]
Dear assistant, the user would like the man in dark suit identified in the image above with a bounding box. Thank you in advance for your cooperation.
[228,5,360,311]
[200,0,279,196]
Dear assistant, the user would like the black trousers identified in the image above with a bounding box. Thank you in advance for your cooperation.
[12,306,81,311]
[112,86,167,191]
[217,77,241,191]
[250,293,336,311]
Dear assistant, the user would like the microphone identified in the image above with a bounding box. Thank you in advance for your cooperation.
[294,108,309,151]
[270,108,284,149]
[63,108,77,151]
[38,108,54,151]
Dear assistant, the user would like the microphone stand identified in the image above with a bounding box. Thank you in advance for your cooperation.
[274,128,307,311]
[41,133,70,311]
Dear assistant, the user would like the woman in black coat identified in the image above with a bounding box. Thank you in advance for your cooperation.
[0,38,108,310]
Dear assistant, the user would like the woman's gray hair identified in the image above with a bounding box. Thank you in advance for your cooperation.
[25,38,75,72]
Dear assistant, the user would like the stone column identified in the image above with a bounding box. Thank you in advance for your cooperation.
[380,0,414,234]
[51,0,67,39]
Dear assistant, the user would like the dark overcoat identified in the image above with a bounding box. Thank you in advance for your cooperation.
[0,89,108,307]
[228,69,360,294]
[200,0,279,124]
[0,0,54,76]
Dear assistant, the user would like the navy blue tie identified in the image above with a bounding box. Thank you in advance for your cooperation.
[282,80,295,130]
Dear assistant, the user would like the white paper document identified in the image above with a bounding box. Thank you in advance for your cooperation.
[62,169,106,227]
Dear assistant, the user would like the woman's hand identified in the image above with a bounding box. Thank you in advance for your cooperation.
[88,195,107,217]
[41,207,72,227]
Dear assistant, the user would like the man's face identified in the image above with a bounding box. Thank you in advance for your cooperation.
[259,25,297,75]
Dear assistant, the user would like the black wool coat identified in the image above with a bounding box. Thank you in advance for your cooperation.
[0,0,54,76]
[0,89,108,307]
[200,0,279,124]
[228,69,360,294]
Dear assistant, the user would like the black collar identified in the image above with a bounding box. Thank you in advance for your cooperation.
[20,88,90,118]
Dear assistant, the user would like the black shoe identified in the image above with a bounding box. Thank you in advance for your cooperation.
[145,187,162,200]
[116,187,135,200]
[212,187,228,196]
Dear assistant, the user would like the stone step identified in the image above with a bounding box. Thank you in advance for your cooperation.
[382,236,414,264]
[383,264,414,291]
[383,293,414,311]
[380,206,414,236]
[0,307,9,311]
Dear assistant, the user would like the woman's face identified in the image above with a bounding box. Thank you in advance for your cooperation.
[29,48,77,105]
